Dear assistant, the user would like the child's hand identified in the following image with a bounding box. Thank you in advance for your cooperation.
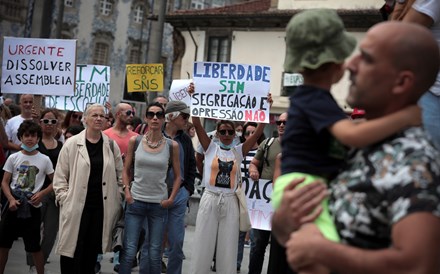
[8,199,20,211]
[403,105,422,127]
[29,192,43,206]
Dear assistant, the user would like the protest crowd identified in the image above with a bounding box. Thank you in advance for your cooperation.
[1,1,440,274]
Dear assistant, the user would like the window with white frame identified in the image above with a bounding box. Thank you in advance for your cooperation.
[99,0,113,16]
[133,4,144,23]
[93,42,109,65]
[191,0,204,9]
[65,0,74,7]
[208,36,229,62]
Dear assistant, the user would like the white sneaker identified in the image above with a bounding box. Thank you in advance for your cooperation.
[29,266,52,274]
[29,266,37,274]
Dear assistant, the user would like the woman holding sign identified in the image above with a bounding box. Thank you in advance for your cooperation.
[188,83,272,274]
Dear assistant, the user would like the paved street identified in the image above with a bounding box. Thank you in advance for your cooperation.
[6,225,269,274]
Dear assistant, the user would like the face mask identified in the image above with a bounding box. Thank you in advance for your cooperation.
[220,143,233,150]
[236,132,242,137]
[21,143,39,152]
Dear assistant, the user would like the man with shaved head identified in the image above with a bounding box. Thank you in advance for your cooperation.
[272,21,440,274]
[104,103,138,159]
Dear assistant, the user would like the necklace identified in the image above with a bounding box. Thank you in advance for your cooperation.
[145,133,164,149]
[43,138,56,149]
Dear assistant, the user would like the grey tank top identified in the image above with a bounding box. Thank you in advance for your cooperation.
[130,139,170,203]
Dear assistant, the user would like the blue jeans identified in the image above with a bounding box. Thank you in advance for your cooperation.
[119,200,167,274]
[237,231,246,269]
[237,229,254,269]
[166,187,189,274]
[420,91,440,149]
[248,229,271,274]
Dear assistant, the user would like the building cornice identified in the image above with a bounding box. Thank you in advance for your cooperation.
[163,9,383,31]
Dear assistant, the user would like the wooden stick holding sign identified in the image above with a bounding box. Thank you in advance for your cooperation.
[32,95,42,122]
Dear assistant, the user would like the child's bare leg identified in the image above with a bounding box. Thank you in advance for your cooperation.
[31,250,44,274]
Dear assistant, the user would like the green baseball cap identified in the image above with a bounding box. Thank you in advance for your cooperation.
[284,9,357,73]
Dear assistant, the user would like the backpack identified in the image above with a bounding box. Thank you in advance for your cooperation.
[257,137,275,176]
[134,123,148,135]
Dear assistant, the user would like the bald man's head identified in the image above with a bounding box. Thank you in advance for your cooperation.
[373,22,439,99]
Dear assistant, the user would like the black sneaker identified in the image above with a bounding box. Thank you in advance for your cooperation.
[211,262,216,272]
[161,260,167,273]
[132,259,138,268]
[94,262,101,274]
[113,264,120,273]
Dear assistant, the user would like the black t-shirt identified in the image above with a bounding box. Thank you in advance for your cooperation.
[85,137,104,209]
[281,85,348,180]
[38,140,62,190]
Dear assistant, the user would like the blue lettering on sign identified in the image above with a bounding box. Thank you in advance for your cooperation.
[194,62,270,83]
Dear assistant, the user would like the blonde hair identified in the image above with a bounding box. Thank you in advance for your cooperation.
[82,104,105,128]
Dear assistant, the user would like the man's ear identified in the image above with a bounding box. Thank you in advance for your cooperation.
[392,70,414,95]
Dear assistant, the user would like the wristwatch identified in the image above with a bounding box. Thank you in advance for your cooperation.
[122,185,129,191]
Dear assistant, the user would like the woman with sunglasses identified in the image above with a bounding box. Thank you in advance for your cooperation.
[61,111,83,133]
[119,102,181,274]
[188,83,272,274]
[26,109,64,272]
[53,104,123,274]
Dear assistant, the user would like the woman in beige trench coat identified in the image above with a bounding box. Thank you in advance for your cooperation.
[53,104,123,274]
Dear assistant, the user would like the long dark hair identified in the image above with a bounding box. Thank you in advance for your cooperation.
[240,122,265,144]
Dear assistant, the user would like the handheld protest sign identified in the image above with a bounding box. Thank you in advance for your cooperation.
[191,62,271,123]
[45,65,110,112]
[169,79,192,106]
[126,64,164,93]
[1,37,76,96]
[242,178,273,231]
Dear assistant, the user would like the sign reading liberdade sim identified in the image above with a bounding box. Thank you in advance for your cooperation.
[45,65,110,112]
[1,37,76,96]
[192,62,271,123]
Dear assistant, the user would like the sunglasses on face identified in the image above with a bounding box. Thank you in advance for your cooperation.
[125,110,135,116]
[218,129,235,136]
[40,119,58,125]
[72,113,82,120]
[146,111,165,119]
[180,113,190,120]
[276,120,286,126]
